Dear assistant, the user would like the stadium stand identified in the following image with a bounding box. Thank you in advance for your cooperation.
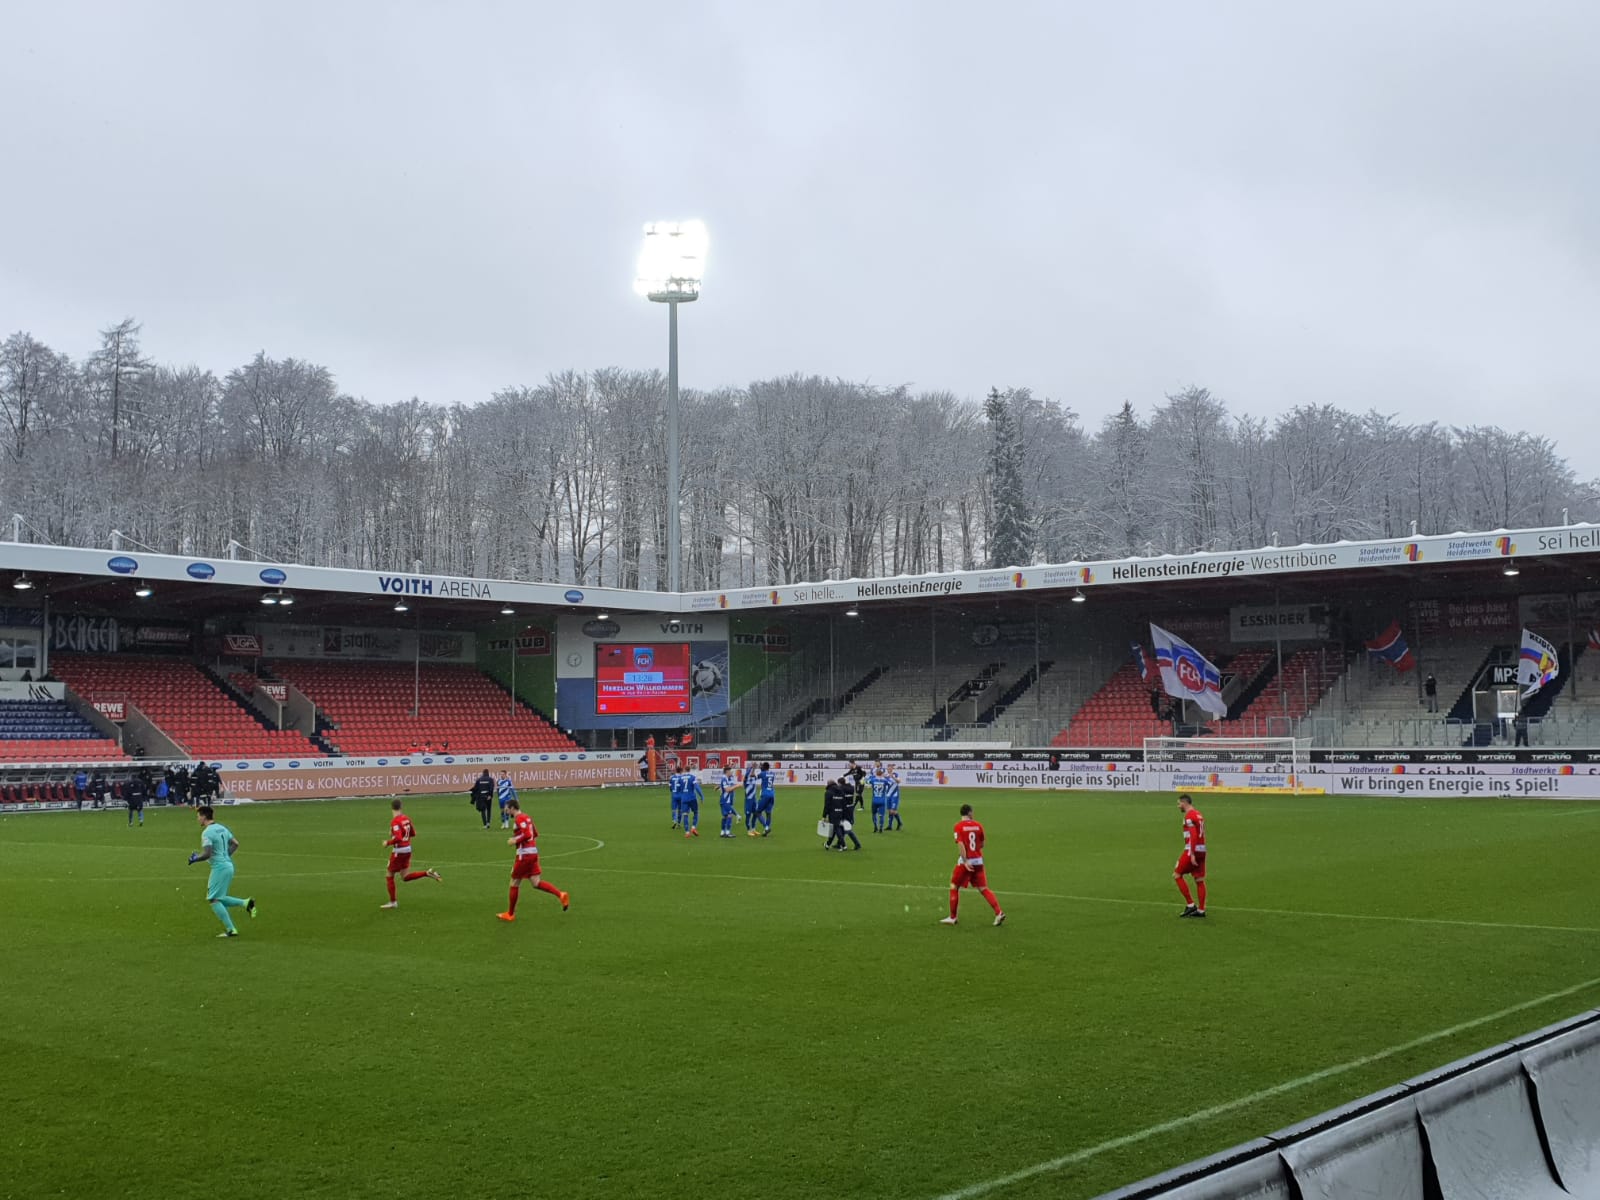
[270,661,578,755]
[1219,646,1343,736]
[1306,634,1500,747]
[50,655,321,759]
[0,698,124,762]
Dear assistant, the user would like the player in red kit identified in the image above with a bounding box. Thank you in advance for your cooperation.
[941,803,1005,927]
[381,798,441,909]
[497,798,569,922]
[1175,794,1207,918]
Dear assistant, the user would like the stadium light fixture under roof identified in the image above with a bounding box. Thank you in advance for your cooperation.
[133,581,154,598]
[11,573,33,590]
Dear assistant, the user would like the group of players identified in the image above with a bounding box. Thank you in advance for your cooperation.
[181,763,1209,935]
[664,759,905,841]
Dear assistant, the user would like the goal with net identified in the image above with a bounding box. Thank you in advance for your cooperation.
[1142,736,1318,794]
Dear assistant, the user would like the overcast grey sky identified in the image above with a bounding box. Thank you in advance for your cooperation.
[4,1,1598,461]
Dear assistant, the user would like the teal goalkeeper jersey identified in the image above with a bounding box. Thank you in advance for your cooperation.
[202,824,234,867]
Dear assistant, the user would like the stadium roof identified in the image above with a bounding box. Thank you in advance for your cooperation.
[2,524,1599,621]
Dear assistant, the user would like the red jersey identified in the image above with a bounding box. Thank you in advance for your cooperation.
[512,811,539,856]
[1182,808,1206,856]
[953,818,986,867]
[386,813,416,850]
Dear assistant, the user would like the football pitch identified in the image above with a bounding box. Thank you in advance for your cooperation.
[8,787,1600,1200]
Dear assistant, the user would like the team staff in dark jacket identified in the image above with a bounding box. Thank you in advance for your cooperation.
[125,771,149,827]
[823,777,862,851]
[470,770,495,829]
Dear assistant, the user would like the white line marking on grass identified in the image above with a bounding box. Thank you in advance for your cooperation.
[556,865,1600,936]
[930,974,1600,1200]
[1547,806,1600,816]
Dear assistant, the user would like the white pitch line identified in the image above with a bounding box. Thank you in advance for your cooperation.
[556,864,1600,936]
[931,974,1600,1200]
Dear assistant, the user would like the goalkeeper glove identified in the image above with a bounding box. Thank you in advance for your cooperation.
[187,853,200,865]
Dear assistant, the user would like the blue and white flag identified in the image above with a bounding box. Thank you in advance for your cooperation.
[1150,624,1227,717]
[1518,628,1560,699]
[1129,642,1150,683]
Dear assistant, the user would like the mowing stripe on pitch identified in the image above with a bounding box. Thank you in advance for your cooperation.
[930,974,1600,1200]
[557,864,1600,936]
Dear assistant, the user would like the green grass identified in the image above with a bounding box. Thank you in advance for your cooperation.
[6,788,1600,1200]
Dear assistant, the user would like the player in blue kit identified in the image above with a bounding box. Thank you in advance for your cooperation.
[187,805,254,938]
[869,765,890,832]
[756,762,776,837]
[669,767,684,829]
[884,766,903,830]
[742,763,761,833]
[497,771,517,829]
[681,770,703,838]
[717,767,739,837]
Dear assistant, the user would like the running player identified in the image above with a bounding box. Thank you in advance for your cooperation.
[869,766,889,832]
[497,798,569,922]
[884,766,903,830]
[717,767,739,838]
[1175,794,1208,918]
[187,805,254,938]
[941,803,1004,927]
[682,769,703,838]
[380,798,441,908]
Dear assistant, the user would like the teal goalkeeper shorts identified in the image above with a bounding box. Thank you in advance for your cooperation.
[206,863,235,902]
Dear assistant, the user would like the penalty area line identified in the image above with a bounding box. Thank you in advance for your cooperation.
[931,974,1600,1200]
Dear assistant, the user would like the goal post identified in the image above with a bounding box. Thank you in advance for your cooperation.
[1142,736,1318,794]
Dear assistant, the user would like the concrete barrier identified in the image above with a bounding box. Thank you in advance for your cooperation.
[1094,1008,1600,1200]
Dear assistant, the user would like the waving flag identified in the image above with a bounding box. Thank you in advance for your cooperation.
[1588,628,1600,651]
[1129,642,1150,683]
[1519,628,1560,699]
[1363,621,1415,672]
[1150,624,1227,717]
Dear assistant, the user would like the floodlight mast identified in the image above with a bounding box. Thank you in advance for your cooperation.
[634,221,707,594]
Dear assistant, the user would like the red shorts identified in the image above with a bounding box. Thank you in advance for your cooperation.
[951,862,989,890]
[1174,851,1207,879]
[511,854,541,881]
[387,852,412,874]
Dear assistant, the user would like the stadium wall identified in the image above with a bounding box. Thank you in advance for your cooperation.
[1092,1007,1600,1199]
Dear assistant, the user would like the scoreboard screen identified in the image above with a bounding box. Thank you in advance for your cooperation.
[594,642,693,714]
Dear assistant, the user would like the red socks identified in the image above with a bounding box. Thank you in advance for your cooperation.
[949,887,960,918]
[536,880,562,898]
[403,871,428,882]
[386,877,397,902]
[980,888,1001,915]
[507,887,520,915]
[1196,881,1207,912]
[1176,877,1194,905]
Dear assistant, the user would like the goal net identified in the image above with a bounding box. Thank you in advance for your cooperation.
[1142,736,1313,793]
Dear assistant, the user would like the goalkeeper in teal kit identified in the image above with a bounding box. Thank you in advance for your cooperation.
[188,805,255,937]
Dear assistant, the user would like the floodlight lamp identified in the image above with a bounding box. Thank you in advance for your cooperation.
[634,221,708,303]
[277,592,295,607]
[393,600,410,613]
[500,605,516,616]
[597,612,610,620]
[1503,560,1520,577]
[844,607,859,617]
[260,592,278,606]
[134,581,154,598]
[11,574,33,591]
[1071,589,1087,603]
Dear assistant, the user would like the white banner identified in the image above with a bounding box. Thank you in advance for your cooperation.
[0,681,65,701]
